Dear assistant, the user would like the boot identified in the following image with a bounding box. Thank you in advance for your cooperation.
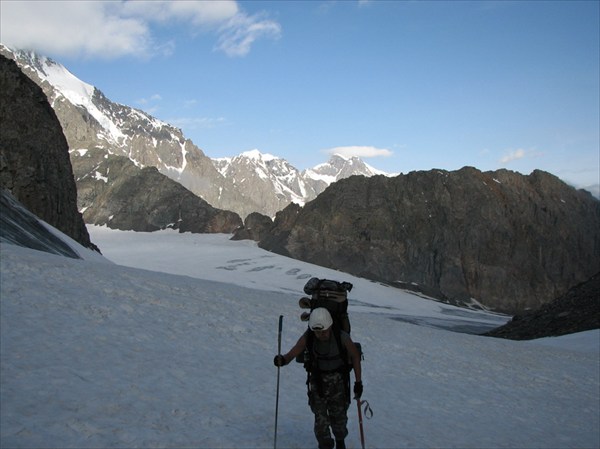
[318,437,334,449]
[335,440,346,449]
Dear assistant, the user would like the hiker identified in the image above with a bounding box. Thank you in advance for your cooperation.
[274,307,362,449]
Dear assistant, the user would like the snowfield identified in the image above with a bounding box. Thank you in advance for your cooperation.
[1,226,598,449]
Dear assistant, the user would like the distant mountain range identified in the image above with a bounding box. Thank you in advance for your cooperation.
[3,45,599,315]
[213,150,387,216]
[0,44,390,220]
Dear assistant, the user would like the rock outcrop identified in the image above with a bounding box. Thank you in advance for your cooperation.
[230,212,274,241]
[0,55,94,250]
[484,273,599,339]
[258,167,600,314]
[77,151,242,233]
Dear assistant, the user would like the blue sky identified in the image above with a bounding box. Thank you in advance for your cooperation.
[1,1,599,190]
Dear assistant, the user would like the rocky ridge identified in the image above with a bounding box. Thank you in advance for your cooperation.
[484,273,599,339]
[256,167,600,315]
[213,151,386,217]
[78,151,241,233]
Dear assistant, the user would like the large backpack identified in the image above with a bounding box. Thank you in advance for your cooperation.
[296,278,362,399]
[296,278,363,372]
[301,277,353,334]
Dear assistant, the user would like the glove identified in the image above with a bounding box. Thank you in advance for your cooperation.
[353,381,363,399]
[273,354,287,367]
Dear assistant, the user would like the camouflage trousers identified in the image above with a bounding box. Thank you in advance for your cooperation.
[308,371,350,449]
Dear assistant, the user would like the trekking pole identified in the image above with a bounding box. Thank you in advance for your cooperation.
[356,399,373,449]
[356,398,366,449]
[274,315,283,449]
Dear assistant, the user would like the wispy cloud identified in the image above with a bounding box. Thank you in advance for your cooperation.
[167,116,227,131]
[0,1,280,59]
[135,94,163,115]
[183,99,199,108]
[324,145,393,158]
[499,148,544,164]
[499,148,527,163]
[215,12,281,57]
[137,94,163,105]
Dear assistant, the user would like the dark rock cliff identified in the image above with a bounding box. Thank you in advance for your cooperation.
[258,167,600,314]
[484,273,599,339]
[230,212,274,242]
[0,55,94,250]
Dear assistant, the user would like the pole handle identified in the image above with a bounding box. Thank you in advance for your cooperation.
[277,315,283,353]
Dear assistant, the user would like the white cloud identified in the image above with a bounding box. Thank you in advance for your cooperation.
[215,12,282,57]
[499,148,526,164]
[324,145,393,158]
[0,0,279,59]
[1,1,151,59]
[120,1,238,26]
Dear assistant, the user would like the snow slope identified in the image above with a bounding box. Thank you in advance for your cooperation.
[1,226,598,449]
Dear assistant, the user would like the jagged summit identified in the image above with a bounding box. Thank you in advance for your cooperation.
[212,150,392,216]
[304,153,388,184]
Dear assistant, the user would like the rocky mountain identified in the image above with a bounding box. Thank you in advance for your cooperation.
[303,153,388,184]
[213,150,385,217]
[1,45,389,220]
[0,49,241,234]
[212,150,310,216]
[256,167,600,315]
[77,152,241,233]
[0,45,251,220]
[484,272,599,339]
[0,54,94,250]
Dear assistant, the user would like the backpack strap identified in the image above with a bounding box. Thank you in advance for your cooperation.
[332,322,351,403]
[304,325,351,402]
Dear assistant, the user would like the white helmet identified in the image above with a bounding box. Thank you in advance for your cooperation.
[309,308,333,331]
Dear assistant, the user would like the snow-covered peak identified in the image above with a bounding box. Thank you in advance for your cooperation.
[34,56,94,108]
[240,149,277,162]
[2,45,129,145]
[304,153,388,184]
[2,44,94,110]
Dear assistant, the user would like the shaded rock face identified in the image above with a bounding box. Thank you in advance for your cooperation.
[230,212,273,241]
[78,152,242,233]
[259,167,600,314]
[484,273,599,340]
[0,55,93,250]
